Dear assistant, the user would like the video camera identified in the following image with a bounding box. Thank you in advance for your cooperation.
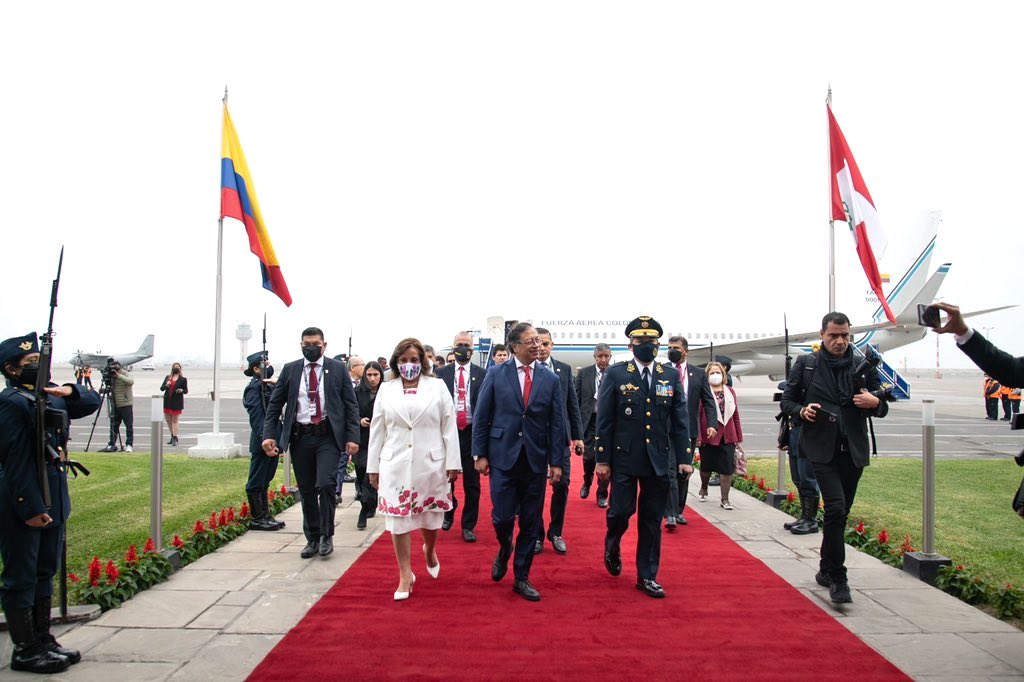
[99,357,121,386]
[853,347,897,403]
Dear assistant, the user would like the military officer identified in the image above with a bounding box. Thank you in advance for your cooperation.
[242,351,285,531]
[0,333,101,673]
[595,317,690,598]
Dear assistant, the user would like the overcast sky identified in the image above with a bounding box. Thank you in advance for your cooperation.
[2,1,1019,372]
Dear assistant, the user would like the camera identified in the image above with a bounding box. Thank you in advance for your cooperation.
[100,357,121,384]
[917,303,942,328]
[853,347,897,403]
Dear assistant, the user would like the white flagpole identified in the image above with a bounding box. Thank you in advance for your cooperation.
[827,85,836,312]
[213,86,228,434]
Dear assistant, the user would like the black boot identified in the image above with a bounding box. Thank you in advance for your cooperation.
[34,598,80,665]
[791,495,820,535]
[784,492,804,530]
[262,487,285,530]
[357,508,367,530]
[6,606,69,674]
[247,492,272,531]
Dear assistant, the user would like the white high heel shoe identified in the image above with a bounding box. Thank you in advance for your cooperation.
[394,573,416,601]
[424,544,440,579]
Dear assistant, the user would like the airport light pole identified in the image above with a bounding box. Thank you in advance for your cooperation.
[982,326,995,343]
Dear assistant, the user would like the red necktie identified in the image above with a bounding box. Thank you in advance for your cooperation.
[522,365,532,408]
[457,367,467,431]
[308,364,322,424]
[677,363,687,397]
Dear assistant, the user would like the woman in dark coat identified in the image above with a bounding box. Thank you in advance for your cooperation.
[355,361,384,529]
[159,363,188,446]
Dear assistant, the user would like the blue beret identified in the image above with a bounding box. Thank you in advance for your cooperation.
[0,332,38,367]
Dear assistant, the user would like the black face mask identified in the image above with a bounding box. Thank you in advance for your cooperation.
[302,346,323,362]
[17,363,40,388]
[667,349,684,364]
[172,368,181,375]
[453,346,472,363]
[632,343,657,363]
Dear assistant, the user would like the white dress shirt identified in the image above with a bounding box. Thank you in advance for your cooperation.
[455,362,473,423]
[514,356,537,394]
[296,357,326,425]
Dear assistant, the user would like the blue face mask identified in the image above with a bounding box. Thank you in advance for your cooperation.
[632,342,657,363]
[398,362,422,381]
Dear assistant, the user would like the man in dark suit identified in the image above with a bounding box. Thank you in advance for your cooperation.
[575,344,613,506]
[473,322,564,601]
[932,302,1024,387]
[263,327,360,560]
[435,331,486,542]
[596,317,690,599]
[534,328,583,555]
[664,335,718,529]
[781,312,888,604]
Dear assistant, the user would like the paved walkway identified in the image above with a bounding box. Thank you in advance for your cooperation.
[1,478,1023,681]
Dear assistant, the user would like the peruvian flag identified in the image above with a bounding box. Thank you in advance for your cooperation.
[828,105,897,324]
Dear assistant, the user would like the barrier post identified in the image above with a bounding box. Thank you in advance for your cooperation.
[903,399,951,584]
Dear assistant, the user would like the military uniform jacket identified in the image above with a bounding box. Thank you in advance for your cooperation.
[243,377,280,456]
[0,383,101,524]
[594,361,689,477]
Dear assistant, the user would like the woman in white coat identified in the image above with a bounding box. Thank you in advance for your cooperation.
[368,338,461,601]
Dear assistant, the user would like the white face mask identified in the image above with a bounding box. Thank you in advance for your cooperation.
[708,373,723,386]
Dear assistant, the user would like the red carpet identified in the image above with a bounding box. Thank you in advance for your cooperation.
[247,479,908,681]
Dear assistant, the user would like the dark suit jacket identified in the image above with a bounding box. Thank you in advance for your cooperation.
[780,349,888,468]
[575,364,600,422]
[961,331,1024,388]
[354,383,379,468]
[435,362,486,417]
[674,363,718,438]
[595,360,689,477]
[471,360,565,474]
[263,357,360,453]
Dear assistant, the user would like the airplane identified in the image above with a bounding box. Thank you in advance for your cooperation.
[459,229,1013,384]
[70,335,155,369]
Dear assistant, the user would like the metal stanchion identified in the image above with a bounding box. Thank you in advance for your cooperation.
[150,396,164,550]
[284,451,293,489]
[766,446,789,509]
[903,399,950,584]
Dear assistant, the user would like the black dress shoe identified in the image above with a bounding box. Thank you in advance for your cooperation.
[300,541,318,559]
[319,537,334,557]
[513,579,541,602]
[597,496,609,508]
[829,580,852,603]
[665,516,677,531]
[580,484,591,499]
[677,515,688,526]
[40,634,80,665]
[815,570,833,587]
[604,551,622,576]
[492,549,511,582]
[442,515,454,531]
[462,529,477,543]
[549,535,567,554]
[533,540,543,554]
[636,578,666,598]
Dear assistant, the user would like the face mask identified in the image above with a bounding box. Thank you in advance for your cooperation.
[172,367,181,374]
[709,373,723,386]
[398,362,422,381]
[17,363,39,388]
[264,365,274,379]
[453,346,472,363]
[667,349,683,364]
[632,342,658,363]
[302,345,323,362]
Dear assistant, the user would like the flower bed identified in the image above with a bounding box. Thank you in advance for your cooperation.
[730,473,1024,621]
[69,486,295,610]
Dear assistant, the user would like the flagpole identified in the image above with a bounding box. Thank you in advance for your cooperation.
[213,86,228,434]
[827,85,836,312]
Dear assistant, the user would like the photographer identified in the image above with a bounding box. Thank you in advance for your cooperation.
[99,359,134,453]
[781,312,889,604]
[931,302,1024,387]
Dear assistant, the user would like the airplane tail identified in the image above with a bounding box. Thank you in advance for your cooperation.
[137,335,155,356]
[871,230,937,324]
[893,263,950,325]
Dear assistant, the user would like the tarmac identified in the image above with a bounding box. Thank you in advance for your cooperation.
[1,477,1022,681]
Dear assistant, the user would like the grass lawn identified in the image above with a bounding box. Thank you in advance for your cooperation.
[39,453,287,586]
[745,457,1024,588]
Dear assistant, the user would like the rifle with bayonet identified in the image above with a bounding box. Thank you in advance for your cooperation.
[35,248,64,509]
[260,313,269,411]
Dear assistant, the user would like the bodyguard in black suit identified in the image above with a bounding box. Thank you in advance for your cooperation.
[596,317,690,598]
[535,328,583,554]
[0,333,101,673]
[931,302,1024,387]
[435,331,487,542]
[663,335,718,528]
[575,344,614,506]
[781,312,888,604]
[263,327,360,559]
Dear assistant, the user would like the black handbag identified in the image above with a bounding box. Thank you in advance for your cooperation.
[1013,477,1024,518]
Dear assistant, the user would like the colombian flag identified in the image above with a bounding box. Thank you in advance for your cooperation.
[220,104,292,306]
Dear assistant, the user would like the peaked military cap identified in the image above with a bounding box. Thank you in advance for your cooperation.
[0,332,39,367]
[244,351,268,376]
[624,316,663,339]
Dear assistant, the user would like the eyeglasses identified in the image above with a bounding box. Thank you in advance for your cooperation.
[519,337,542,346]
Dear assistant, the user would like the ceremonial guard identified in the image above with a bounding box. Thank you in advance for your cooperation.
[242,352,284,531]
[595,317,690,598]
[0,333,101,673]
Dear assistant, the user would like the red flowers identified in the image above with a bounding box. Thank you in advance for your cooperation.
[900,535,915,554]
[172,535,184,549]
[240,502,250,519]
[877,529,890,545]
[787,491,796,503]
[218,509,228,528]
[193,520,206,534]
[125,545,139,565]
[855,521,865,534]
[209,512,219,530]
[144,538,156,553]
[88,556,102,587]
[280,484,288,496]
[68,573,81,583]
[227,508,236,523]
[105,560,119,585]
[757,478,766,490]
[268,489,276,501]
